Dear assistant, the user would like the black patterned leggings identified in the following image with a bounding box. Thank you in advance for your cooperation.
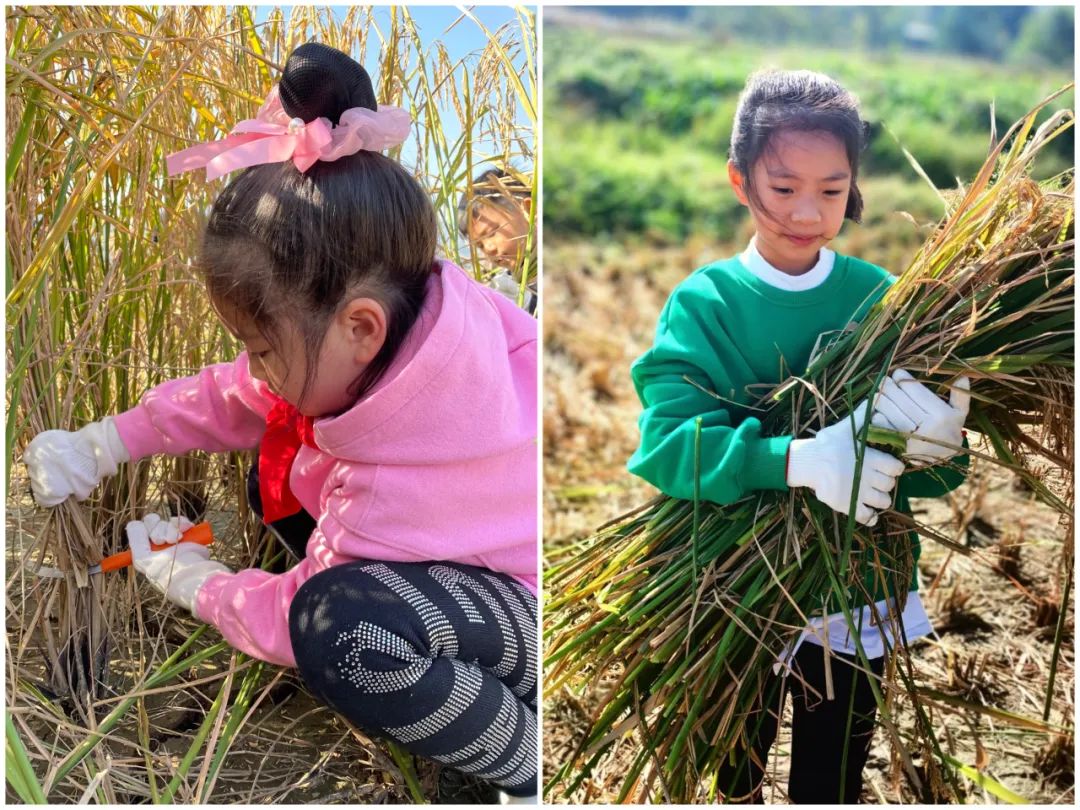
[287,559,539,796]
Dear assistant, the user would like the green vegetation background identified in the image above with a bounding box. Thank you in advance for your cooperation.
[544,13,1073,263]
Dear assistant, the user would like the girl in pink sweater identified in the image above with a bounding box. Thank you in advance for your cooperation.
[23,43,538,802]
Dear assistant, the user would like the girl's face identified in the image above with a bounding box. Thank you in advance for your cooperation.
[467,199,531,274]
[217,299,387,417]
[728,130,852,274]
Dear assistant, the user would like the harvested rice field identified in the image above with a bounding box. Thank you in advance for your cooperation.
[542,238,1074,804]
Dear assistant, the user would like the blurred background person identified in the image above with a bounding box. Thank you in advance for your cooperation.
[459,167,537,312]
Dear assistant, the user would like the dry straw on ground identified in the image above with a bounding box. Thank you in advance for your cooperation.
[544,91,1074,804]
[6,6,534,803]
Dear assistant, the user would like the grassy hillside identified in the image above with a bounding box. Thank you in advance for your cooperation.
[544,23,1073,244]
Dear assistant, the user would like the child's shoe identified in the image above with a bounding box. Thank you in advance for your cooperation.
[498,790,537,804]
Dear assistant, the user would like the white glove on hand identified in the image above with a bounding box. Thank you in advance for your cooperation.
[787,401,906,527]
[127,513,231,614]
[23,417,130,507]
[872,369,970,467]
[141,512,195,544]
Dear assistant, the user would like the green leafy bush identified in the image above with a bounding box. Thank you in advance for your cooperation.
[545,26,1072,243]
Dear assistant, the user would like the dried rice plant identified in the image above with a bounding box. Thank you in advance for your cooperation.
[6,5,534,803]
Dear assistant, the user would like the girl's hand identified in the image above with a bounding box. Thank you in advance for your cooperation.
[127,513,231,614]
[141,512,196,544]
[787,401,905,527]
[22,418,130,506]
[872,370,970,467]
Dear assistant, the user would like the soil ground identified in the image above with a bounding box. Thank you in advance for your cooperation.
[542,239,1074,804]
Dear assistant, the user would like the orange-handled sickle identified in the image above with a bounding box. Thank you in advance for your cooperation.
[100,522,214,573]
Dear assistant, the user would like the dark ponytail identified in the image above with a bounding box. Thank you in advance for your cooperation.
[200,42,436,409]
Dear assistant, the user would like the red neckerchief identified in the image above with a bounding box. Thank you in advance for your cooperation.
[258,398,318,524]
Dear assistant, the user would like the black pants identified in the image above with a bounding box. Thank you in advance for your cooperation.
[716,643,887,804]
[246,458,316,562]
[246,463,539,796]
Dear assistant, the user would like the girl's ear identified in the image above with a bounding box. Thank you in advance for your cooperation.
[340,297,388,364]
[727,159,750,207]
[522,196,532,216]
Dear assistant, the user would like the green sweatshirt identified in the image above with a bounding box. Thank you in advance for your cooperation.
[629,253,967,604]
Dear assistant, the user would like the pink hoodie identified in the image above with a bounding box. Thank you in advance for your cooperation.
[113,261,537,667]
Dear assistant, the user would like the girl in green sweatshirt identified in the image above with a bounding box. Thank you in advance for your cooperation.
[629,69,970,803]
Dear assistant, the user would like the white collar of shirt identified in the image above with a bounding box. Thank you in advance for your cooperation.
[739,237,835,292]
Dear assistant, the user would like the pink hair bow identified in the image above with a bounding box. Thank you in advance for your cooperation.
[166,85,411,181]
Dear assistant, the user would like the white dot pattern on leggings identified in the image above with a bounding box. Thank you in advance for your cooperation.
[481,572,537,700]
[357,562,459,658]
[430,565,518,680]
[319,562,537,792]
[386,659,483,743]
[508,578,537,624]
[494,703,538,788]
[429,565,485,623]
[334,621,431,693]
[438,686,536,787]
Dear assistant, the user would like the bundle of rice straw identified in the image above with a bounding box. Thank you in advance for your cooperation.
[545,89,1074,803]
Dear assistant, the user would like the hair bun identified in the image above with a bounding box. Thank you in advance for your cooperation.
[279,42,377,124]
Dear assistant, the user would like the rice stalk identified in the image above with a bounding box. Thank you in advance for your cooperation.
[7,5,532,802]
[6,711,48,803]
[385,740,428,804]
[545,88,1074,803]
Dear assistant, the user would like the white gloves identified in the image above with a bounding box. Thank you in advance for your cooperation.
[23,417,130,506]
[787,401,905,527]
[872,369,970,466]
[138,512,195,544]
[787,370,970,526]
[127,513,231,614]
